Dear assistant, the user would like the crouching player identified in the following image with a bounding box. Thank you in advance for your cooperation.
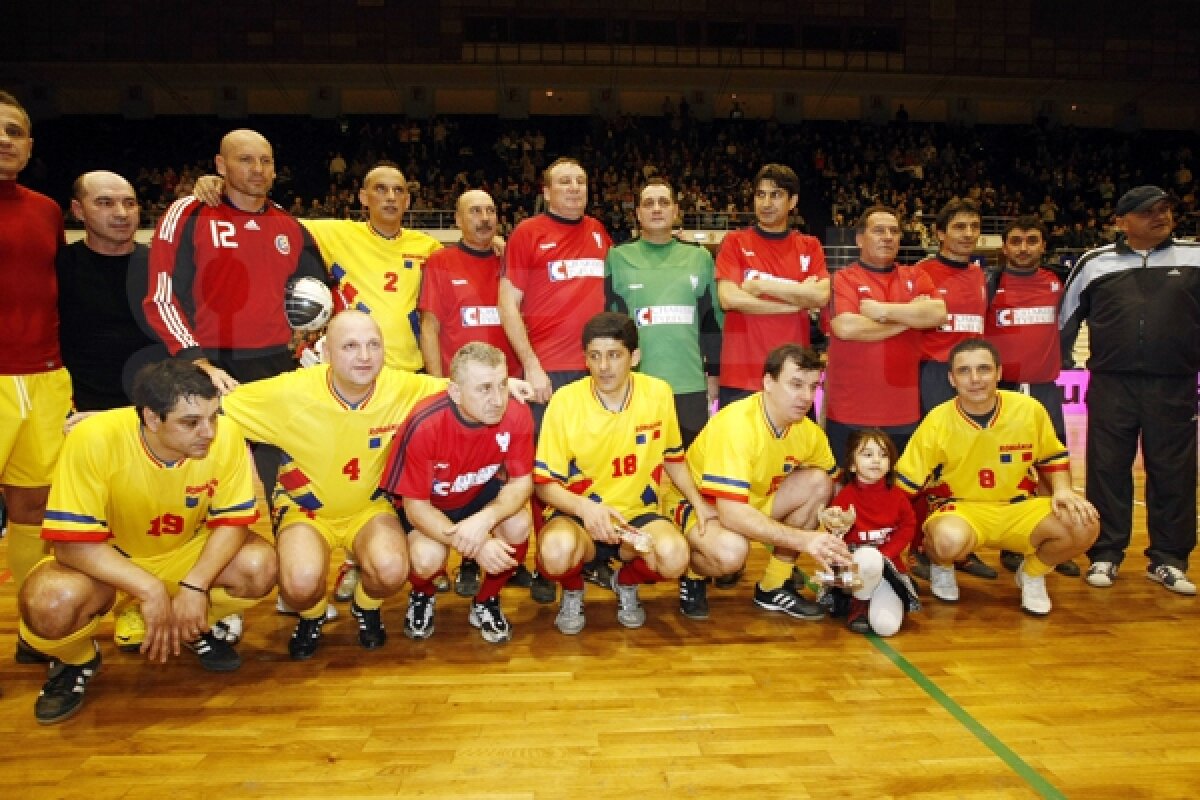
[666,344,851,621]
[19,360,275,724]
[535,312,709,634]
[380,343,535,644]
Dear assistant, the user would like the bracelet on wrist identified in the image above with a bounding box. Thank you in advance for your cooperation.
[179,580,209,594]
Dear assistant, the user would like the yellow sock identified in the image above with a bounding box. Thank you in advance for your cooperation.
[300,599,330,621]
[208,587,261,624]
[759,554,795,591]
[7,522,50,588]
[353,581,382,611]
[20,616,101,665]
[1022,554,1054,578]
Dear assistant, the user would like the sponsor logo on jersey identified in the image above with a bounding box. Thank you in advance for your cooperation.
[939,313,984,333]
[993,306,1056,327]
[275,234,291,255]
[998,442,1034,464]
[496,432,511,452]
[690,275,699,290]
[743,268,799,285]
[452,279,468,285]
[432,463,501,496]
[592,232,605,250]
[634,305,695,326]
[245,220,260,231]
[547,258,604,282]
[800,255,811,271]
[628,283,644,290]
[539,242,557,250]
[740,248,756,257]
[634,420,663,445]
[460,305,501,327]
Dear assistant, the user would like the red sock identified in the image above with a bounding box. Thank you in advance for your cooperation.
[618,557,664,586]
[476,540,529,602]
[539,556,585,591]
[910,493,930,555]
[409,573,438,596]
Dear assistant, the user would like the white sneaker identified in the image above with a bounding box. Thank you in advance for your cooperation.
[555,589,586,635]
[929,563,959,602]
[1146,563,1197,596]
[1085,561,1118,588]
[211,613,244,644]
[1016,563,1052,616]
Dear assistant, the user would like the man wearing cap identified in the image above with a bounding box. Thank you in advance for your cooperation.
[1060,186,1200,595]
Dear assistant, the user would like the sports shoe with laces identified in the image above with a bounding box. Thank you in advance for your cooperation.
[909,549,932,581]
[211,613,243,645]
[1016,560,1052,615]
[555,588,586,635]
[276,595,339,620]
[114,606,146,653]
[404,590,436,640]
[929,563,959,602]
[956,552,998,579]
[1146,563,1197,596]
[187,631,242,672]
[752,582,825,620]
[35,646,101,725]
[679,576,709,620]
[610,571,646,629]
[1085,561,1119,588]
[468,596,512,643]
[714,568,743,589]
[507,563,534,588]
[454,559,482,597]
[846,598,872,634]
[350,602,387,649]
[530,570,558,604]
[334,560,360,602]
[288,615,327,661]
[16,636,51,664]
[582,558,615,589]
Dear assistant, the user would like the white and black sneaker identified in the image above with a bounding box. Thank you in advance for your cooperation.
[404,590,436,640]
[187,631,242,672]
[468,596,512,644]
[211,613,243,645]
[288,615,326,661]
[35,646,101,725]
[752,582,825,620]
[1147,563,1197,596]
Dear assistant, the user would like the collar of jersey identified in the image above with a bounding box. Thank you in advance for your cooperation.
[857,260,897,274]
[756,393,790,439]
[222,197,269,215]
[954,393,1002,430]
[327,368,375,410]
[138,427,185,468]
[591,376,633,413]
[752,224,791,241]
[456,241,494,259]
[934,254,972,270]
[546,211,584,226]
[1115,235,1175,256]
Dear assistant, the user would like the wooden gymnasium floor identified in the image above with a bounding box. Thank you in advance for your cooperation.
[1,414,1197,800]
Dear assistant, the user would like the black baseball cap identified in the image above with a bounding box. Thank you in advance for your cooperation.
[1114,185,1171,216]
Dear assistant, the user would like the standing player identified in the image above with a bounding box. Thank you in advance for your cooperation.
[498,157,612,601]
[57,171,165,411]
[986,216,1080,577]
[824,205,946,464]
[714,164,828,407]
[911,198,995,580]
[1,90,69,592]
[18,360,275,724]
[665,344,848,620]
[605,178,722,446]
[380,343,534,644]
[895,339,1098,615]
[534,313,706,634]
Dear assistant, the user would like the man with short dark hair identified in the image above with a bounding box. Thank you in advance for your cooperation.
[715,164,829,407]
[1061,185,1200,595]
[19,359,275,724]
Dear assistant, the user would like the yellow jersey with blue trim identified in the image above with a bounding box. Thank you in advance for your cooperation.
[534,372,684,519]
[304,220,442,371]
[686,393,836,511]
[41,407,258,558]
[895,389,1070,506]
[221,364,447,520]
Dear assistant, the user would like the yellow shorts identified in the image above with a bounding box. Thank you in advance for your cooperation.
[275,498,398,553]
[0,368,72,487]
[124,534,210,596]
[928,498,1055,554]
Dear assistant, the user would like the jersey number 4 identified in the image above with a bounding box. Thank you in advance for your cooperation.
[343,458,361,481]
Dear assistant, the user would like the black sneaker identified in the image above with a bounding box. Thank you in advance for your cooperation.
[350,602,387,650]
[507,563,534,588]
[16,636,51,664]
[999,550,1023,573]
[847,599,872,634]
[468,596,512,644]
[288,616,326,661]
[454,559,482,597]
[35,647,101,725]
[679,576,710,620]
[187,631,242,672]
[404,590,436,640]
[530,571,557,604]
[582,558,615,590]
[1055,559,1081,577]
[753,583,825,620]
[956,552,998,579]
[714,568,743,589]
[909,550,931,581]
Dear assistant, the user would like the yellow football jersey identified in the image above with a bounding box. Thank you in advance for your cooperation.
[41,407,258,558]
[896,390,1070,505]
[686,393,836,512]
[221,365,446,520]
[535,372,684,519]
[304,220,442,371]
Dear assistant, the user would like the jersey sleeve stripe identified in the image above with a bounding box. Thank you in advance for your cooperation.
[534,460,568,483]
[701,487,749,503]
[152,273,200,350]
[896,473,923,494]
[41,529,112,543]
[206,513,260,528]
[43,510,107,526]
[158,196,197,243]
[700,474,751,491]
[209,498,259,515]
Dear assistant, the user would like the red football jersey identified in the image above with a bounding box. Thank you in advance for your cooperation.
[917,255,987,362]
[985,268,1063,384]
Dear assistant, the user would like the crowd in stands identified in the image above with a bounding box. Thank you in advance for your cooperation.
[28,112,1199,250]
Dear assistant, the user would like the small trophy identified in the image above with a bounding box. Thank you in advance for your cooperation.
[814,505,862,590]
[616,521,654,553]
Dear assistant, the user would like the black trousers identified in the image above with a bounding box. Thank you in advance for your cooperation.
[1086,372,1198,569]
